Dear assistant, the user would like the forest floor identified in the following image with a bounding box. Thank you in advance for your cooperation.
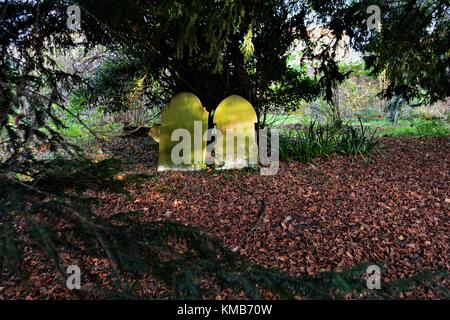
[1,136,449,299]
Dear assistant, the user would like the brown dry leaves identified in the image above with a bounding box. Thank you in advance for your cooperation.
[1,137,449,299]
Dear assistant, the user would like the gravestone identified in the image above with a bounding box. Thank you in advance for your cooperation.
[213,95,258,169]
[148,123,161,143]
[158,93,208,171]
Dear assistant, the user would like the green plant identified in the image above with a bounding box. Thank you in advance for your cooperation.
[279,120,339,163]
[354,105,384,122]
[155,183,179,193]
[445,112,450,124]
[412,108,436,121]
[279,119,379,163]
[414,119,450,137]
[338,119,379,157]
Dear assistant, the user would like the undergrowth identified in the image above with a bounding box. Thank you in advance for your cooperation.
[279,119,379,163]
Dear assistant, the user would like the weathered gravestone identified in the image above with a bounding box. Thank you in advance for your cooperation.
[213,95,258,169]
[158,93,208,171]
[148,123,161,143]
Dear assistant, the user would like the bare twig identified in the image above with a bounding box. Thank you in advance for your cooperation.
[240,200,266,245]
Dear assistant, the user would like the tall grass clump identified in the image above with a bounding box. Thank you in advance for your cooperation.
[279,121,338,162]
[338,120,379,156]
[279,119,379,163]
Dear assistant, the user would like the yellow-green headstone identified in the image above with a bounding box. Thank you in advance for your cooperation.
[213,95,258,169]
[148,124,161,143]
[158,93,209,171]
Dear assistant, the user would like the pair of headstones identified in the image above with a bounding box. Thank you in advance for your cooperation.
[153,92,258,171]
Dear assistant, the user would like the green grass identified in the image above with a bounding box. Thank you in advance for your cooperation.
[350,119,410,128]
[379,119,450,137]
[267,114,450,138]
[265,114,307,127]
[58,122,122,150]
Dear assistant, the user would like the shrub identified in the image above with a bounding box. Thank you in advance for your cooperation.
[414,119,450,137]
[412,108,435,121]
[354,105,384,122]
[279,119,379,163]
[279,121,340,162]
[338,119,379,156]
[445,112,450,124]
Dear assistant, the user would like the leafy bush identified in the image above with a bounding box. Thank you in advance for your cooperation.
[411,108,436,121]
[279,119,379,162]
[410,99,450,122]
[414,119,450,137]
[354,105,384,122]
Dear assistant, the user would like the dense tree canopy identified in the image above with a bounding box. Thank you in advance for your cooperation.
[1,0,449,160]
[332,0,450,103]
